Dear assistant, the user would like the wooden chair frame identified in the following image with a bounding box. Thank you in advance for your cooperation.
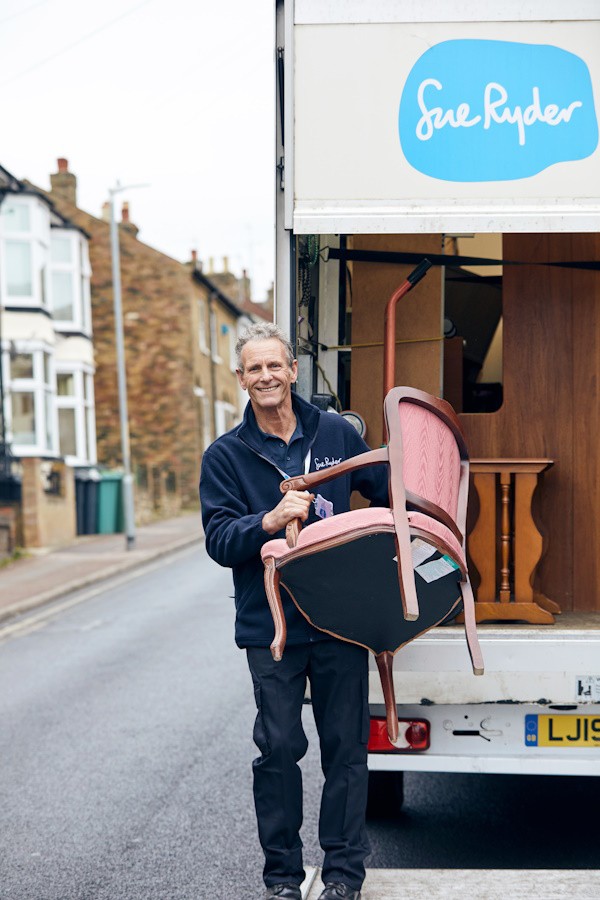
[262,387,484,745]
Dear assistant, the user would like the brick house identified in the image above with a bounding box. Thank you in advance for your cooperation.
[46,159,245,524]
[0,163,95,550]
[0,164,96,466]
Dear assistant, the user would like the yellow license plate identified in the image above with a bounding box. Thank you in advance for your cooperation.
[525,714,600,747]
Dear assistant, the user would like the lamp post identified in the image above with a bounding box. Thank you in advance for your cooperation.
[108,181,148,550]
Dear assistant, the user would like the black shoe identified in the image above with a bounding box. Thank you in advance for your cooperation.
[318,884,361,900]
[265,884,302,900]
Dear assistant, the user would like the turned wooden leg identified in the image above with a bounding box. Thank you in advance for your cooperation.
[375,651,399,745]
[461,578,484,676]
[499,473,512,603]
[263,557,287,661]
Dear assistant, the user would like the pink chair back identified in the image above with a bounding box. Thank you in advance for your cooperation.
[399,401,461,520]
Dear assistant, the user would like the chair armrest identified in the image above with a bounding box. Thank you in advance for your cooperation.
[281,447,389,493]
[405,490,463,544]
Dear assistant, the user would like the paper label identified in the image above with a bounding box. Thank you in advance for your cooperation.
[314,494,334,519]
[411,538,437,568]
[415,554,460,583]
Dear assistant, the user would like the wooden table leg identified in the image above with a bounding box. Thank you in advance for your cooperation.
[499,473,511,603]
[468,473,496,603]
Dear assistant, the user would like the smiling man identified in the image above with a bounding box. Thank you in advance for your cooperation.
[200,322,388,900]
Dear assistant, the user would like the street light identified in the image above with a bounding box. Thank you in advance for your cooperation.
[108,181,149,550]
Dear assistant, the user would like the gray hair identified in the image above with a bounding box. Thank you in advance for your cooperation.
[235,322,295,371]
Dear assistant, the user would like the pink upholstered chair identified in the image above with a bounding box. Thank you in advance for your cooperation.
[261,386,484,745]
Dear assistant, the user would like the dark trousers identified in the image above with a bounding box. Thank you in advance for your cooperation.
[246,640,371,890]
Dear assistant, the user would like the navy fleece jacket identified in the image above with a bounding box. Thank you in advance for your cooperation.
[200,393,389,648]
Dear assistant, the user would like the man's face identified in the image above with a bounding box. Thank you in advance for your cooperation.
[237,338,297,414]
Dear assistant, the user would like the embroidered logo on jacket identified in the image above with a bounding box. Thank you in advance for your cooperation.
[314,456,342,471]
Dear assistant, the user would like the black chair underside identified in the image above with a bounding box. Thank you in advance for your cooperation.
[279,532,462,655]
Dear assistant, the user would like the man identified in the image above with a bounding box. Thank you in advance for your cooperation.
[200,323,388,900]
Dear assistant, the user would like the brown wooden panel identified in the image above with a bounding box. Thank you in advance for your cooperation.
[461,234,579,611]
[349,234,443,447]
[571,233,600,611]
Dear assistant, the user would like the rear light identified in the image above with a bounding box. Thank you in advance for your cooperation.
[368,717,430,752]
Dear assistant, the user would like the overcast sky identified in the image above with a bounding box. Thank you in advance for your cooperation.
[0,0,275,300]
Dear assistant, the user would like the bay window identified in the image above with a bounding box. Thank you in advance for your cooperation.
[5,240,33,297]
[6,344,56,455]
[0,197,50,308]
[55,364,96,464]
[50,231,89,330]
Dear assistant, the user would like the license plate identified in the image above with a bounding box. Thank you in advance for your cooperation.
[525,714,600,747]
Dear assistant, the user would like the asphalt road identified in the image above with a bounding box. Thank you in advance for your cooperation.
[0,546,598,900]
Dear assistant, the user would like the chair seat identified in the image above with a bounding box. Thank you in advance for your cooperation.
[263,523,463,656]
[261,506,466,572]
[262,507,393,561]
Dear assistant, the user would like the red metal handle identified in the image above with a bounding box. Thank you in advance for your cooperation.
[382,259,432,435]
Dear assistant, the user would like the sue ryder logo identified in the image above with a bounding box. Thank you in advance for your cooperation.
[399,39,598,182]
[314,456,342,471]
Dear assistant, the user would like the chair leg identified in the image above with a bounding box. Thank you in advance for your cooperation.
[375,651,399,746]
[461,578,484,676]
[263,556,287,662]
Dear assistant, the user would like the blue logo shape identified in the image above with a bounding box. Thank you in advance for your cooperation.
[399,40,598,182]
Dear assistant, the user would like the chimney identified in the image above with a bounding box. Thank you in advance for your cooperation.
[50,157,77,206]
[222,255,229,273]
[101,201,110,222]
[240,268,250,303]
[190,249,202,271]
[119,201,139,238]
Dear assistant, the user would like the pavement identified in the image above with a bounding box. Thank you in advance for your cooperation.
[0,512,203,623]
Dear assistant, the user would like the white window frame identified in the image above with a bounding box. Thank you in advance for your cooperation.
[228,323,237,373]
[214,399,237,438]
[210,305,222,364]
[198,298,210,355]
[50,229,88,333]
[0,196,50,310]
[201,395,212,449]
[55,362,97,465]
[4,341,58,457]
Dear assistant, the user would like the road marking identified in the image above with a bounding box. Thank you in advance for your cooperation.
[301,868,318,898]
[0,544,197,643]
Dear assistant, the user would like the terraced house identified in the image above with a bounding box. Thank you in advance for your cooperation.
[1,159,269,553]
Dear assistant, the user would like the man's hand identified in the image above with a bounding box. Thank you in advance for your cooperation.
[262,490,314,535]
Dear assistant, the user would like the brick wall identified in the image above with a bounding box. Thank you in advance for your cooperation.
[20,458,76,548]
[47,190,205,523]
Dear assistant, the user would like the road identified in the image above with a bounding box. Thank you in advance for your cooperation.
[0,546,598,900]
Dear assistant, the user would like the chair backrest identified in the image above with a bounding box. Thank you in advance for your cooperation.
[399,401,462,520]
[384,386,469,537]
